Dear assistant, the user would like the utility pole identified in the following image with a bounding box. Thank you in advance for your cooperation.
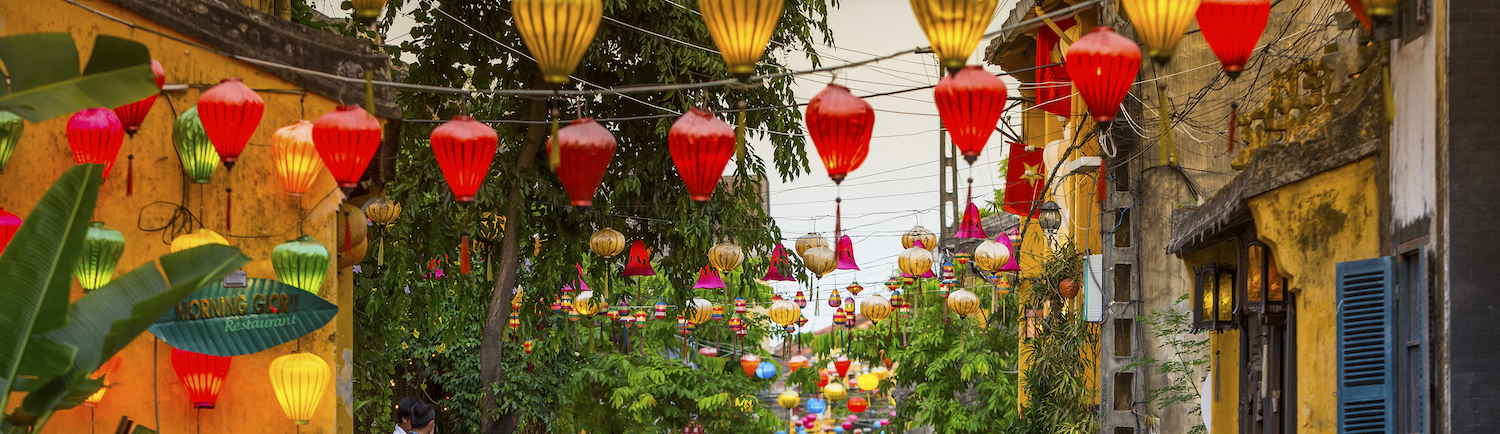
[938,127,958,243]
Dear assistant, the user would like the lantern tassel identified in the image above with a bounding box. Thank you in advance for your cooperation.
[377,236,385,266]
[735,100,747,165]
[548,107,562,171]
[460,233,471,275]
[126,155,134,196]
[224,188,232,231]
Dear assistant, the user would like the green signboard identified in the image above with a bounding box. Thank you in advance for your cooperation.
[148,278,337,357]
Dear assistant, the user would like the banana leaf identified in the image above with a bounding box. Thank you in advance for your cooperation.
[0,33,159,122]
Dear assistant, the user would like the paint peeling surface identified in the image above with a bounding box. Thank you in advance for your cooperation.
[1390,31,1437,229]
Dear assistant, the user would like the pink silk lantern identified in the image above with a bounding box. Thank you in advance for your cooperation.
[762,244,795,281]
[622,240,656,277]
[0,207,20,256]
[564,264,591,292]
[998,234,1020,272]
[693,265,726,289]
[67,108,126,178]
[835,234,859,270]
[956,202,987,239]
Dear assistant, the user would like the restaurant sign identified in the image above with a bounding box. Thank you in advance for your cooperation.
[148,278,337,356]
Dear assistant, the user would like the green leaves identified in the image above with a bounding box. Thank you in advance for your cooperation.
[0,34,160,122]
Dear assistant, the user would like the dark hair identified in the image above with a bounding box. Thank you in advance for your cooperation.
[407,401,436,429]
[396,396,422,423]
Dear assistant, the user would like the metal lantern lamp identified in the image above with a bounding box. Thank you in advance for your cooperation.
[172,348,232,409]
[273,235,331,295]
[67,108,125,178]
[1064,27,1143,123]
[908,0,1001,73]
[1192,263,1237,332]
[1241,238,1287,320]
[1122,0,1204,62]
[313,105,382,190]
[0,111,24,173]
[548,118,617,208]
[513,0,604,84]
[197,79,264,169]
[269,352,330,424]
[668,108,736,203]
[271,121,323,196]
[806,84,874,184]
[699,0,784,79]
[75,222,126,291]
[431,116,499,204]
[1037,200,1062,235]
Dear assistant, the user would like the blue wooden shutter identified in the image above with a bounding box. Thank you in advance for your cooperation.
[1336,256,1396,434]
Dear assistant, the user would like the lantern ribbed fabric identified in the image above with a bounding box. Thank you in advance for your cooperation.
[956,202,987,239]
[0,111,22,173]
[1065,27,1143,123]
[171,348,231,409]
[67,108,125,178]
[668,108,736,202]
[934,65,1007,163]
[823,382,847,401]
[363,196,401,226]
[974,239,1010,273]
[171,229,229,253]
[548,118,617,207]
[589,227,626,257]
[512,0,603,84]
[273,235,330,295]
[762,244,796,281]
[113,59,165,137]
[1122,0,1203,61]
[908,0,1001,72]
[708,242,745,272]
[795,232,829,257]
[847,396,869,413]
[834,357,851,377]
[694,265,726,289]
[688,298,715,324]
[313,105,382,188]
[84,355,124,407]
[350,0,387,25]
[1196,0,1270,78]
[269,352,330,424]
[806,84,874,184]
[427,117,497,204]
[271,121,322,196]
[75,222,125,291]
[898,241,934,277]
[699,0,784,78]
[777,390,800,409]
[768,298,801,326]
[197,79,264,169]
[622,240,656,276]
[739,354,761,377]
[947,289,981,317]
[572,291,603,315]
[901,225,936,251]
[0,208,19,256]
[835,234,859,270]
[802,246,837,277]
[861,295,892,323]
[172,107,218,183]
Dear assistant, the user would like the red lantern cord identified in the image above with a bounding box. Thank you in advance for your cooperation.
[1065,27,1143,123]
[197,79,264,169]
[126,155,134,196]
[1196,0,1270,79]
[806,84,874,184]
[934,65,1008,165]
[460,233,472,275]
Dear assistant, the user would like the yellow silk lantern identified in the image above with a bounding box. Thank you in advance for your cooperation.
[350,0,388,26]
[909,0,1001,72]
[699,0,785,79]
[802,246,837,277]
[1122,0,1204,62]
[768,298,801,326]
[973,239,1011,273]
[688,298,715,324]
[708,242,745,272]
[795,232,830,257]
[1354,0,1398,18]
[901,225,936,251]
[513,0,604,84]
[777,390,801,409]
[270,352,330,424]
[271,121,324,197]
[857,373,880,391]
[363,196,401,226]
[573,291,603,316]
[590,227,626,257]
[947,289,981,318]
[83,355,124,407]
[859,295,892,324]
[897,245,933,277]
[823,382,847,401]
[171,229,229,253]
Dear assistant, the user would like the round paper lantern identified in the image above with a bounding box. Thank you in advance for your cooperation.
[909,0,1000,72]
[171,348,231,409]
[688,298,715,325]
[547,118,616,208]
[973,239,1011,273]
[0,207,20,256]
[856,373,880,391]
[897,245,933,278]
[431,116,498,204]
[572,291,603,316]
[67,108,125,178]
[803,246,837,277]
[1123,0,1203,62]
[1196,0,1270,78]
[947,289,981,318]
[197,79,264,169]
[170,107,217,183]
[699,0,784,78]
[113,59,165,137]
[513,0,603,84]
[350,0,388,25]
[796,232,830,257]
[901,225,936,251]
[806,84,873,184]
[363,196,401,226]
[0,111,23,173]
[934,67,1007,162]
[859,296,891,324]
[589,227,626,257]
[847,396,869,413]
[337,204,368,268]
[668,108,735,202]
[756,361,778,379]
[769,298,801,326]
[777,390,801,409]
[270,121,322,196]
[83,355,124,407]
[806,397,827,414]
[1059,278,1080,299]
[823,382,847,401]
[269,352,330,424]
[273,235,330,295]
[708,242,745,272]
[171,229,229,253]
[740,354,761,377]
[75,222,125,291]
[1065,27,1143,123]
[313,105,382,189]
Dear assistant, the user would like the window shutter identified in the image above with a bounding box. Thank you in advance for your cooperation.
[1336,256,1396,434]
[1083,254,1104,322]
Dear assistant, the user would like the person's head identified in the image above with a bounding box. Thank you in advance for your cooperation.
[406,401,436,434]
[396,396,423,430]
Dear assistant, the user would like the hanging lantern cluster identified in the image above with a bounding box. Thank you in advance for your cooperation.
[271,121,322,196]
[172,107,218,183]
[549,118,617,208]
[273,235,331,295]
[75,222,125,291]
[1065,27,1143,123]
[934,65,1007,164]
[806,84,874,184]
[113,59,165,137]
[668,108,736,203]
[431,116,499,204]
[197,79,264,169]
[313,105,382,190]
[909,0,1001,72]
[67,108,125,178]
[513,0,604,84]
[172,348,232,409]
[269,352,330,424]
[699,0,785,79]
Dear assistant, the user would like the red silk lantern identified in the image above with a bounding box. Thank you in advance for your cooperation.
[197,79,264,169]
[956,202,987,239]
[805,84,873,184]
[0,207,19,256]
[67,108,125,178]
[847,396,869,413]
[171,348,232,409]
[762,244,795,281]
[548,118,617,208]
[622,240,656,277]
[431,116,499,204]
[835,234,859,270]
[668,108,735,202]
[834,356,851,377]
[933,65,1007,164]
[313,105,383,189]
[113,59,165,137]
[1196,0,1270,79]
[1065,27,1141,123]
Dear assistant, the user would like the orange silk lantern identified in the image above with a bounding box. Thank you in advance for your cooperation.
[197,78,264,169]
[113,59,165,137]
[934,65,1007,164]
[805,84,874,184]
[431,116,499,204]
[847,396,869,413]
[172,348,232,409]
[548,118,617,208]
[83,355,125,407]
[740,354,762,377]
[1065,27,1142,123]
[668,108,736,202]
[313,105,382,189]
[271,121,323,196]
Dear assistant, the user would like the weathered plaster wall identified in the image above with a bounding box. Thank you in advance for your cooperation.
[0,1,356,433]
[1178,240,1240,434]
[1389,23,1437,243]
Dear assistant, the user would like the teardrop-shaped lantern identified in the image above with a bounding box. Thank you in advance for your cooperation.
[622,240,656,277]
[547,118,617,208]
[171,228,229,253]
[1122,0,1203,62]
[668,108,736,202]
[590,227,626,257]
[956,202,987,239]
[768,298,801,326]
[806,84,874,184]
[197,79,264,169]
[708,242,745,272]
[947,289,981,317]
[974,238,1012,274]
[75,222,126,291]
[694,265,726,289]
[803,246,837,277]
[795,232,830,257]
[898,242,934,278]
[1065,27,1142,123]
[269,352,330,424]
[67,108,125,178]
[0,111,21,173]
[860,295,892,324]
[431,116,499,204]
[172,107,218,183]
[113,59,165,137]
[0,208,19,256]
[934,65,1007,164]
[83,355,124,407]
[835,234,860,270]
[832,307,846,325]
[313,105,382,189]
[271,121,323,196]
[273,235,330,295]
[1196,0,1270,78]
[901,225,937,251]
[350,0,388,26]
[828,288,842,308]
[172,348,231,409]
[793,291,808,308]
[762,244,796,281]
[512,0,604,84]
[699,0,784,79]
[363,196,402,226]
[909,0,1001,72]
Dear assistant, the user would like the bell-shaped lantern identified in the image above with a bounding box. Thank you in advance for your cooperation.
[835,234,859,270]
[113,59,165,137]
[313,105,382,189]
[171,229,230,253]
[956,202,988,239]
[934,65,1007,164]
[197,79,264,169]
[350,0,388,26]
[762,244,796,281]
[172,107,218,183]
[974,238,1011,274]
[699,0,784,79]
[0,208,19,256]
[1065,27,1142,123]
[898,241,934,278]
[83,355,125,407]
[513,0,604,84]
[909,0,1001,72]
[803,246,837,277]
[269,352,330,424]
[75,222,126,291]
[806,84,874,184]
[590,227,626,257]
[860,295,892,323]
[0,111,22,173]
[834,356,852,377]
[548,118,617,208]
[172,348,232,409]
[947,289,981,318]
[364,196,402,227]
[694,265,726,289]
[669,108,736,202]
[271,121,323,196]
[273,235,330,295]
[1122,0,1203,62]
[67,108,125,178]
[622,240,656,277]
[1196,0,1270,78]
[901,225,936,251]
[998,233,1021,272]
[431,116,499,204]
[795,232,829,257]
[709,242,745,272]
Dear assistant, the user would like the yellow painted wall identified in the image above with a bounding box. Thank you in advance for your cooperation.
[1181,241,1241,434]
[0,1,359,433]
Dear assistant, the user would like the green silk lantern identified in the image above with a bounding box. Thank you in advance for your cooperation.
[75,222,125,291]
[0,111,23,173]
[173,106,218,183]
[272,235,330,295]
